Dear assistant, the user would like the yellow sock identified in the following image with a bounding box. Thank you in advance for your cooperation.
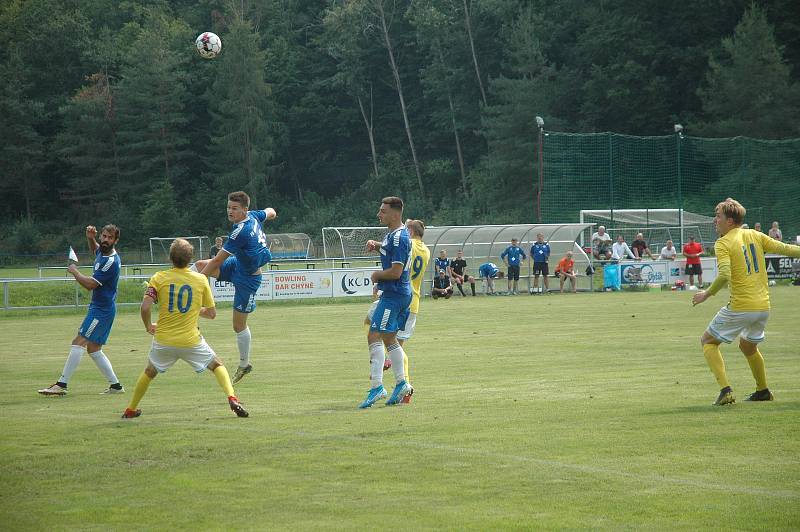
[746,349,768,391]
[403,352,410,382]
[127,372,153,410]
[213,366,236,398]
[703,343,730,389]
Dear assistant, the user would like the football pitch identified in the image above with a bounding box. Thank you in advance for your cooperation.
[1,289,798,530]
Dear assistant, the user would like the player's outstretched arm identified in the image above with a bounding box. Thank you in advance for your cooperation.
[199,307,217,320]
[86,225,98,255]
[67,263,100,291]
[199,249,230,277]
[264,207,277,220]
[371,263,404,282]
[140,294,157,335]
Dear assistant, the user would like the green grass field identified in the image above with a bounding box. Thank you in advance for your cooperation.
[1,289,798,530]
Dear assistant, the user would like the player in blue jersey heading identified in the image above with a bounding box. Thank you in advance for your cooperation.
[500,238,527,295]
[194,191,276,384]
[39,225,124,396]
[360,196,413,408]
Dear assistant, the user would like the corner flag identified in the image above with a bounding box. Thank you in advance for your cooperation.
[68,246,79,263]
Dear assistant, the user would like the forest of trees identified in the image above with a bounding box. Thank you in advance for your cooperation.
[2,0,799,256]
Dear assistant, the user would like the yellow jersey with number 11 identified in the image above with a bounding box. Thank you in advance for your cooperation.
[709,227,800,311]
[408,238,431,315]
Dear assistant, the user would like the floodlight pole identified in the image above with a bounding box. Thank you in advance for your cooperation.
[536,116,544,223]
[676,126,684,247]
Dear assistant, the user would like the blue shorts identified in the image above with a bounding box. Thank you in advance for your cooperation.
[369,293,412,333]
[218,256,263,314]
[78,309,116,345]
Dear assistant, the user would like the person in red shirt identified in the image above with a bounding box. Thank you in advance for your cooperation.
[555,251,577,293]
[682,236,704,287]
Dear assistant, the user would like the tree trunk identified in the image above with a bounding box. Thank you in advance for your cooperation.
[434,45,468,196]
[356,88,380,178]
[376,0,424,197]
[462,0,487,107]
[447,91,468,196]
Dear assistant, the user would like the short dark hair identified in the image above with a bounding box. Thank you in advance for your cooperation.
[101,224,120,241]
[228,191,250,208]
[169,238,194,268]
[381,196,404,211]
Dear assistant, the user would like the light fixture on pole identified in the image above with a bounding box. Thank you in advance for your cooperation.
[536,116,545,223]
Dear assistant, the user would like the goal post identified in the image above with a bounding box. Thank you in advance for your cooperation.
[322,227,389,260]
[149,236,211,263]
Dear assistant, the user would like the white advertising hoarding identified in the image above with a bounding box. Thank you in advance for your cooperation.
[333,269,377,297]
[272,271,333,299]
[210,275,273,302]
[210,267,380,301]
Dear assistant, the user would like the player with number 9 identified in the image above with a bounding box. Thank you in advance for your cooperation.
[122,238,248,418]
[195,191,277,384]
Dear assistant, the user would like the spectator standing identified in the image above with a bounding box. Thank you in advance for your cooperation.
[754,222,762,233]
[478,262,504,295]
[431,270,453,299]
[682,236,704,287]
[450,250,476,296]
[768,221,782,241]
[631,233,656,260]
[591,226,612,261]
[209,236,224,258]
[659,240,678,260]
[530,233,550,294]
[611,235,637,262]
[500,238,527,295]
[555,251,577,293]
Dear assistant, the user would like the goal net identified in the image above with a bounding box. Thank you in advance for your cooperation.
[322,227,388,260]
[149,236,211,263]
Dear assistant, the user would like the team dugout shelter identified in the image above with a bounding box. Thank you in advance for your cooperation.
[323,224,594,293]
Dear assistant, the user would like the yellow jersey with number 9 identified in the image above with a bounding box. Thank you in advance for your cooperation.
[408,238,431,314]
[714,227,800,311]
[146,268,215,347]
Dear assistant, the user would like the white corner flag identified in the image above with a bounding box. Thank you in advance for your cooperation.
[68,246,79,263]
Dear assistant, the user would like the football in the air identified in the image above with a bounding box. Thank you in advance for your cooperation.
[196,32,222,59]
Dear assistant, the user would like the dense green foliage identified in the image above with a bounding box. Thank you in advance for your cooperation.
[2,0,799,252]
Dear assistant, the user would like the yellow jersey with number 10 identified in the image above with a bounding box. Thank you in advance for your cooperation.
[408,238,431,314]
[146,268,215,347]
[713,227,800,312]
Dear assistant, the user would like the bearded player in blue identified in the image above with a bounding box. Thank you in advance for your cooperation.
[360,196,413,408]
[39,225,124,396]
[195,191,277,384]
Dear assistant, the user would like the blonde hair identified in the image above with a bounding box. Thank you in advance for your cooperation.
[169,238,194,268]
[715,198,746,225]
[407,219,425,238]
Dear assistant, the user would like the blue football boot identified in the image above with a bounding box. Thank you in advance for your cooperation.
[386,381,413,406]
[359,385,387,409]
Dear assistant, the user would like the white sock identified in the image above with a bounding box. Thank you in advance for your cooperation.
[369,342,384,389]
[89,350,120,385]
[387,343,406,384]
[236,327,251,368]
[59,345,85,384]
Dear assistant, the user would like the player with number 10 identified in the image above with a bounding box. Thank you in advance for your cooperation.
[194,191,277,384]
[122,239,247,418]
